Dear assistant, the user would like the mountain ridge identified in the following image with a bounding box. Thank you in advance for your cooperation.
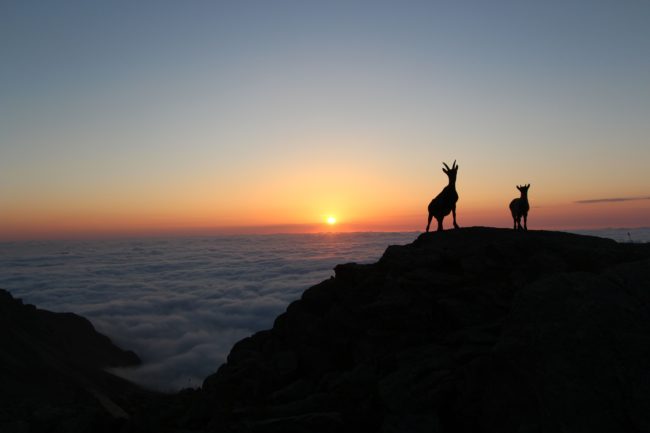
[0,287,143,432]
[3,227,650,433]
[194,227,650,432]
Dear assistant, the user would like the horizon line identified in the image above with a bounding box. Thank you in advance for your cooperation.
[2,224,649,243]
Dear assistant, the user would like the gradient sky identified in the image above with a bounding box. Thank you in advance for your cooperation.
[2,0,649,240]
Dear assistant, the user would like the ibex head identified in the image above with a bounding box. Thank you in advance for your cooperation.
[442,160,458,183]
[516,184,530,195]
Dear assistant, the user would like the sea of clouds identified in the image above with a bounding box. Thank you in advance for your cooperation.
[0,232,416,391]
[1,228,647,392]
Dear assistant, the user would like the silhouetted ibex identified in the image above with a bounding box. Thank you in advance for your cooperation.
[509,184,530,230]
[426,161,459,232]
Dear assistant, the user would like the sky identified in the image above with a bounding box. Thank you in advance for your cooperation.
[1,0,649,240]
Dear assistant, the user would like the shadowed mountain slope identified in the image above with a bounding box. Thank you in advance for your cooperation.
[0,289,142,432]
[3,228,650,433]
[192,227,650,433]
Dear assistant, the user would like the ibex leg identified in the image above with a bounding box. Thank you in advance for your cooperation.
[426,214,433,232]
[523,213,528,231]
[452,206,459,229]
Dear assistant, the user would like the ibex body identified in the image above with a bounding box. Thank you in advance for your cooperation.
[426,161,460,232]
[509,184,530,230]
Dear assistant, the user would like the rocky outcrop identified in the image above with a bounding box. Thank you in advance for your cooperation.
[0,289,142,433]
[3,228,650,433]
[196,228,650,433]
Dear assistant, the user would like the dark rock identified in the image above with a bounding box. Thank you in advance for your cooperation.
[248,411,345,433]
[197,228,650,433]
[0,288,144,432]
[4,227,650,433]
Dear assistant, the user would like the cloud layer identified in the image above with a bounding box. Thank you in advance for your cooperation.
[0,233,415,391]
[575,196,650,204]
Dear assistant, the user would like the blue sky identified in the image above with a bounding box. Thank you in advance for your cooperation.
[1,1,649,238]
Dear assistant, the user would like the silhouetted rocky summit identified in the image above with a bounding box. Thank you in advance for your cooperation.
[3,228,650,433]
[197,227,650,433]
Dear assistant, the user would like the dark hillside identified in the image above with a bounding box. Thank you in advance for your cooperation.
[0,289,142,432]
[195,228,650,433]
[3,228,650,433]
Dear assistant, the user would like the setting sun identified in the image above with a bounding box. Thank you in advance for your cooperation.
[326,216,337,225]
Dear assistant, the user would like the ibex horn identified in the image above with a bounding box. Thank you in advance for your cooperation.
[442,162,450,170]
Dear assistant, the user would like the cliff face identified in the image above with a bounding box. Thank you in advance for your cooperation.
[197,228,650,433]
[0,289,141,432]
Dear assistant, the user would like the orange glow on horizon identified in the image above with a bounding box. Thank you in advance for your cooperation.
[2,155,649,241]
[2,197,648,241]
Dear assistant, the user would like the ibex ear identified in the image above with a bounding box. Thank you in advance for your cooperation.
[442,162,450,170]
